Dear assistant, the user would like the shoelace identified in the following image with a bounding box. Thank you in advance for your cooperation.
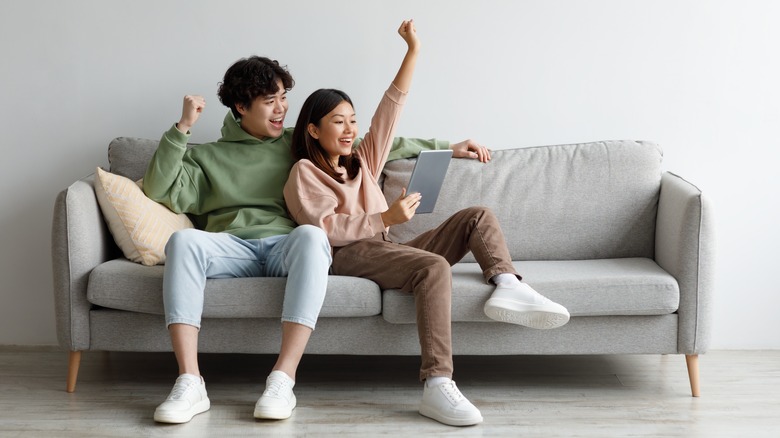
[440,381,466,405]
[264,376,291,397]
[169,377,197,400]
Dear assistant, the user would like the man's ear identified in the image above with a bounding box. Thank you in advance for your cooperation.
[307,123,319,139]
[235,103,248,117]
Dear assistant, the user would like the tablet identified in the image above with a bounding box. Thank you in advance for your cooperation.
[406,149,453,214]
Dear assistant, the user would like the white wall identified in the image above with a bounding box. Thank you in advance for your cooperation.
[1,0,777,348]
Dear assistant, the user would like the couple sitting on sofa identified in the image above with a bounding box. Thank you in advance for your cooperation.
[145,20,569,428]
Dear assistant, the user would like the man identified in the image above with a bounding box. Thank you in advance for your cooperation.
[144,55,489,424]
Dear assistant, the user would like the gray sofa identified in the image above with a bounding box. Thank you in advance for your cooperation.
[52,138,714,396]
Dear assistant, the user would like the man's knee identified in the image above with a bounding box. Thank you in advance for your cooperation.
[288,225,332,264]
[165,228,203,254]
[290,224,330,247]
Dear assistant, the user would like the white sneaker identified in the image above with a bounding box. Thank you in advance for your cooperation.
[154,374,210,423]
[419,381,483,426]
[484,283,570,329]
[254,370,296,420]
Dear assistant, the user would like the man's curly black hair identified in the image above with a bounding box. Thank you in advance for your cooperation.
[217,56,294,119]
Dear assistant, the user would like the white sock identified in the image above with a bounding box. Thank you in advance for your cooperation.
[492,273,521,287]
[426,376,451,388]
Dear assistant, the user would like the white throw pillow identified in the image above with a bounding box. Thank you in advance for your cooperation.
[93,167,193,266]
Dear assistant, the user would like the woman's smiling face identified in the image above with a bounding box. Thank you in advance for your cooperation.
[308,100,358,166]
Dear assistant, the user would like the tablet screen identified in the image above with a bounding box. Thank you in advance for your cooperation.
[406,150,453,214]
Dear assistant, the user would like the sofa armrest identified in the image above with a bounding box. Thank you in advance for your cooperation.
[51,173,114,351]
[655,171,715,354]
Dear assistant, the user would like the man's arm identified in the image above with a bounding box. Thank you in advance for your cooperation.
[380,137,492,162]
[142,127,198,213]
[143,95,207,213]
[449,139,491,162]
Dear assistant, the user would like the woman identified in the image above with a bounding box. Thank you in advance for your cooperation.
[283,20,569,427]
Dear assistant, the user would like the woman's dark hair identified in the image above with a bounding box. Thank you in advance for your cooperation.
[291,88,361,183]
[217,56,294,119]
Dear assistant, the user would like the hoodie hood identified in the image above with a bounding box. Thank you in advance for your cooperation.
[218,111,287,144]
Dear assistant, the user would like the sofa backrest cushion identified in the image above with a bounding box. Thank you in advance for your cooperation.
[107,137,662,261]
[108,137,161,181]
[381,140,662,261]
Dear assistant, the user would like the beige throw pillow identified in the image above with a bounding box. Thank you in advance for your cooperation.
[93,167,193,266]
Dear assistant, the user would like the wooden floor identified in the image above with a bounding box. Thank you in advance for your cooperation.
[0,348,778,437]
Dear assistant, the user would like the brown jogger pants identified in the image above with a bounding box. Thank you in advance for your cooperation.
[331,207,518,381]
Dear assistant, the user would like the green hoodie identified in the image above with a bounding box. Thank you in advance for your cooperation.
[143,111,448,240]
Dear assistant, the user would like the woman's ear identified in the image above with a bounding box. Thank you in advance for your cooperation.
[307,123,319,140]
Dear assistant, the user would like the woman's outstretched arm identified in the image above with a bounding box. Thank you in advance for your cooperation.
[392,19,420,93]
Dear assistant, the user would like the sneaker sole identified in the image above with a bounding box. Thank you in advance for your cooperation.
[254,397,296,420]
[419,407,483,427]
[154,398,210,424]
[484,298,570,329]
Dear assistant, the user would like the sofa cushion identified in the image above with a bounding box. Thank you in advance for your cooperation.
[381,258,680,323]
[108,137,163,181]
[87,259,382,318]
[93,168,194,266]
[382,140,662,261]
[108,137,200,181]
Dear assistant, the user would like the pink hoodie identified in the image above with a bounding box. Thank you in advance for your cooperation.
[283,84,407,247]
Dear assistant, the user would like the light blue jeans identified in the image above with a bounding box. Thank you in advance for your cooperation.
[162,225,332,330]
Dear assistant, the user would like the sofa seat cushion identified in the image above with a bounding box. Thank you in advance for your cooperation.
[87,259,382,318]
[382,258,680,324]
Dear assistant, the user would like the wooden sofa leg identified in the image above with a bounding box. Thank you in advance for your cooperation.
[685,354,700,397]
[67,351,82,393]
